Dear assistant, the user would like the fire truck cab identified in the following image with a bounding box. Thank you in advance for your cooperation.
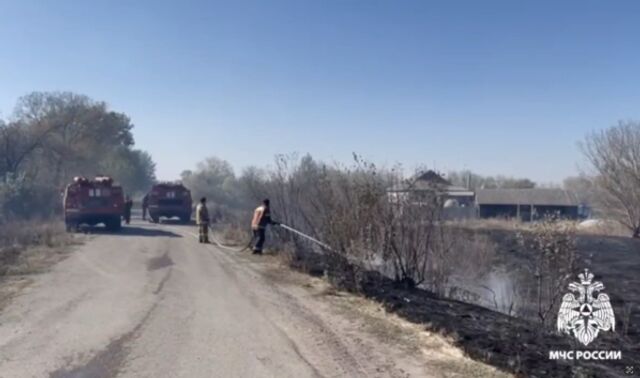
[63,176,125,231]
[146,182,192,223]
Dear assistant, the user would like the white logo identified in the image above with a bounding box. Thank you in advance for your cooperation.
[557,269,615,346]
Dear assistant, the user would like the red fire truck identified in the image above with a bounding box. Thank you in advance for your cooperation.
[146,182,192,223]
[63,176,125,231]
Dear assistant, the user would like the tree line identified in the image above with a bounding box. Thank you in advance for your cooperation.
[448,120,640,239]
[3,90,638,239]
[183,119,640,241]
[0,92,156,222]
[445,171,536,190]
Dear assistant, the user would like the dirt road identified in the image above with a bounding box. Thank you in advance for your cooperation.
[0,220,507,378]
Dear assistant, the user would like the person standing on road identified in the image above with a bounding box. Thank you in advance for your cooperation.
[251,199,278,254]
[196,197,210,243]
[142,194,149,221]
[123,196,133,225]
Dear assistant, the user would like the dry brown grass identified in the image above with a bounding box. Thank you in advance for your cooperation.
[462,215,636,238]
[451,218,526,234]
[454,217,587,234]
[0,220,77,276]
[218,223,251,246]
[275,241,326,276]
[576,219,630,237]
[0,220,79,312]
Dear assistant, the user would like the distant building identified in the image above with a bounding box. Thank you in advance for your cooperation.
[389,170,474,203]
[389,172,582,222]
[475,188,580,221]
[387,170,475,219]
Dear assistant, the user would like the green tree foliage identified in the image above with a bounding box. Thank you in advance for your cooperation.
[100,147,156,195]
[0,91,156,220]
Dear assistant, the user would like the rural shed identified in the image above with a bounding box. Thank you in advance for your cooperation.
[475,188,580,221]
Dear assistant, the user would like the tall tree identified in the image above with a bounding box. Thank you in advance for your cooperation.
[0,91,155,219]
[12,92,134,187]
[581,120,640,237]
[181,157,240,208]
[100,148,156,195]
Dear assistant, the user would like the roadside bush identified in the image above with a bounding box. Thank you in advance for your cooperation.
[429,228,497,298]
[517,218,577,328]
[0,174,61,223]
[0,220,74,275]
[237,154,497,297]
[0,220,69,250]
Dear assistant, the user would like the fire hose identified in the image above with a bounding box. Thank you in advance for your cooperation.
[208,223,332,252]
[276,223,333,251]
[207,224,254,252]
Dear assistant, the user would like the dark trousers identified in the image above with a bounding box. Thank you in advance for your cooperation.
[199,224,209,243]
[124,211,131,224]
[253,228,266,252]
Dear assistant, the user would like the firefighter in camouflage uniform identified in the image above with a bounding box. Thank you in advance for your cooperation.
[196,197,210,243]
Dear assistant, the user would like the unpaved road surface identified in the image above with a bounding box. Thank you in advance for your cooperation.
[0,220,508,378]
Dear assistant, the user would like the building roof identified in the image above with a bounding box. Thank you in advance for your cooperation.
[447,190,475,197]
[389,170,461,192]
[475,188,580,206]
[415,170,451,186]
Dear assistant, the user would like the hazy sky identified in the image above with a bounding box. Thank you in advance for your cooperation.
[1,0,639,183]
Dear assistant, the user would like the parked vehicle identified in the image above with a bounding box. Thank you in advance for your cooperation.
[146,182,192,223]
[63,176,124,231]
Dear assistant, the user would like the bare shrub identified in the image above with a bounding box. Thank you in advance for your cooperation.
[238,154,390,288]
[517,218,577,327]
[431,230,500,307]
[305,156,389,290]
[310,159,479,293]
[239,154,498,295]
[379,189,443,289]
[378,181,497,294]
